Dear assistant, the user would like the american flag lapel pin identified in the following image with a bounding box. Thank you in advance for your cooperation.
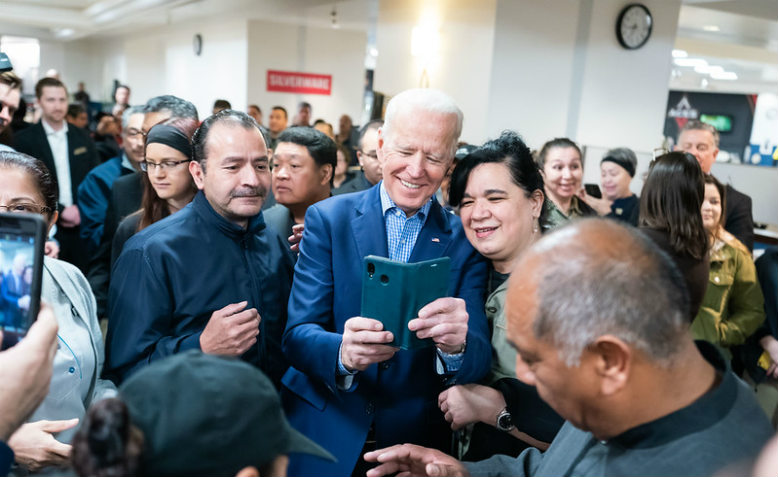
[431,237,440,243]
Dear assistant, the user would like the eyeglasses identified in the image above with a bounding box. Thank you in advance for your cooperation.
[141,159,191,172]
[359,150,378,160]
[125,128,144,138]
[0,202,50,214]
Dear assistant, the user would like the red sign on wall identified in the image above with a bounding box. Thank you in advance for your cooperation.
[267,70,332,95]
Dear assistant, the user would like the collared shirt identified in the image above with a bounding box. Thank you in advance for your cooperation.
[380,182,432,263]
[336,184,460,386]
[120,152,133,171]
[42,120,73,206]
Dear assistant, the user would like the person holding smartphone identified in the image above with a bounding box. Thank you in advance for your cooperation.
[0,150,116,472]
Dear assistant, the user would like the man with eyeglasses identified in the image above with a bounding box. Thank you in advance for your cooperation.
[105,110,294,387]
[676,120,754,251]
[77,106,145,254]
[0,72,22,152]
[334,119,384,195]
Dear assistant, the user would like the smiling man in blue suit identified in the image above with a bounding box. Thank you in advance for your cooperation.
[281,89,490,476]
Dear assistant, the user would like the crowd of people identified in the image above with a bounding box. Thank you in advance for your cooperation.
[0,68,777,477]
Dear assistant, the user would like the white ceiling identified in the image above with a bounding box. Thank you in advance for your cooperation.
[0,0,775,92]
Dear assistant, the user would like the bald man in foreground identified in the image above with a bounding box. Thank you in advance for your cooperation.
[365,219,773,477]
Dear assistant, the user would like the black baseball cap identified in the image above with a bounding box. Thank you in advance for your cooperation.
[119,350,334,476]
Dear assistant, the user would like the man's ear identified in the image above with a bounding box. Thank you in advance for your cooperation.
[589,335,631,397]
[320,163,333,186]
[47,210,59,234]
[189,160,206,191]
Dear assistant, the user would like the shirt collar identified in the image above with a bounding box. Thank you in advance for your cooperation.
[379,181,432,221]
[42,119,68,136]
[120,152,134,171]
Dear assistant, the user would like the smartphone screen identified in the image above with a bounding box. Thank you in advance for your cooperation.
[0,213,45,349]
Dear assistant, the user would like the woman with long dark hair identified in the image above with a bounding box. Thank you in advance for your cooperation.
[111,117,198,265]
[639,151,709,320]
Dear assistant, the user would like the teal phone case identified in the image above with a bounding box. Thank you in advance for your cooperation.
[360,255,451,350]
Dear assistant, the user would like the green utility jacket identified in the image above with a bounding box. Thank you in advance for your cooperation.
[691,230,765,351]
[485,279,515,384]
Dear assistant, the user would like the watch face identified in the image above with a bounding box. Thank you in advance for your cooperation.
[617,4,652,50]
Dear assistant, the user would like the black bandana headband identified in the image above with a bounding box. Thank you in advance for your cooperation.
[146,124,193,160]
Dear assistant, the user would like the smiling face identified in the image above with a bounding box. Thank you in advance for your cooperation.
[271,141,331,209]
[701,182,722,233]
[600,161,632,201]
[190,122,270,228]
[459,163,543,273]
[38,85,68,125]
[378,108,457,216]
[543,147,583,205]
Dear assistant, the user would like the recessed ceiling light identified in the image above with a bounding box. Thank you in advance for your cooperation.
[711,71,738,80]
[694,65,724,74]
[674,58,708,67]
[703,25,720,32]
[672,49,688,58]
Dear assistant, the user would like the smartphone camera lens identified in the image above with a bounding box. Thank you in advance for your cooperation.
[367,263,375,277]
[380,274,389,284]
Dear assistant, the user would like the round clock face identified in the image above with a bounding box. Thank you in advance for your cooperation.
[617,4,653,50]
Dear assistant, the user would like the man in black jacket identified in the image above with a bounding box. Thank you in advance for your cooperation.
[676,120,754,251]
[14,77,98,271]
[105,110,293,386]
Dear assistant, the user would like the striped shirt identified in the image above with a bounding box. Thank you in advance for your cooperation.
[380,182,432,263]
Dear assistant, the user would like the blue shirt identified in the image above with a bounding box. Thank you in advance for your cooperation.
[336,183,462,383]
[380,182,432,263]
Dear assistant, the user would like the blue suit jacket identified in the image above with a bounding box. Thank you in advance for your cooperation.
[281,185,490,476]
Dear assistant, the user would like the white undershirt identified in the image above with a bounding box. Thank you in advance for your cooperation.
[42,119,73,207]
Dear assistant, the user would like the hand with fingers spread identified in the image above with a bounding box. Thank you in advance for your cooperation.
[199,301,260,356]
[289,224,304,253]
[8,419,78,471]
[0,305,59,442]
[408,297,468,355]
[364,444,469,477]
[438,383,506,430]
[341,317,398,372]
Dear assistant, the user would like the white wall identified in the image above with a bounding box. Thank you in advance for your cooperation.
[374,0,498,144]
[485,0,582,148]
[247,20,366,126]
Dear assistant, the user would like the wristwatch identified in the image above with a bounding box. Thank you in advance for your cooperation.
[496,408,515,432]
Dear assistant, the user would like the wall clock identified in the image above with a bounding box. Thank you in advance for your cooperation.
[616,3,653,50]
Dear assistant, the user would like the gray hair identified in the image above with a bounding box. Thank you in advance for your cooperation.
[382,89,463,156]
[680,120,719,147]
[121,105,145,130]
[521,219,689,367]
[144,95,199,121]
[192,109,263,170]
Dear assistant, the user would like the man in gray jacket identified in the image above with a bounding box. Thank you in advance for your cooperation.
[365,219,773,477]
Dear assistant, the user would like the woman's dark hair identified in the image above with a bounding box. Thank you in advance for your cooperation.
[0,151,58,219]
[138,116,199,232]
[639,151,708,259]
[449,130,546,224]
[535,137,582,169]
[71,398,144,477]
[703,173,727,231]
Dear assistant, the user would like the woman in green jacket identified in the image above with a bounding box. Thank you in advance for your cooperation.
[691,174,764,354]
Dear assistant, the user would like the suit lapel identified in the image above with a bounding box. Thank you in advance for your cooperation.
[351,186,388,260]
[34,123,56,172]
[409,200,452,262]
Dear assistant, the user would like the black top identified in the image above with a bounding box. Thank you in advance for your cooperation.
[640,227,709,321]
[606,194,639,227]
